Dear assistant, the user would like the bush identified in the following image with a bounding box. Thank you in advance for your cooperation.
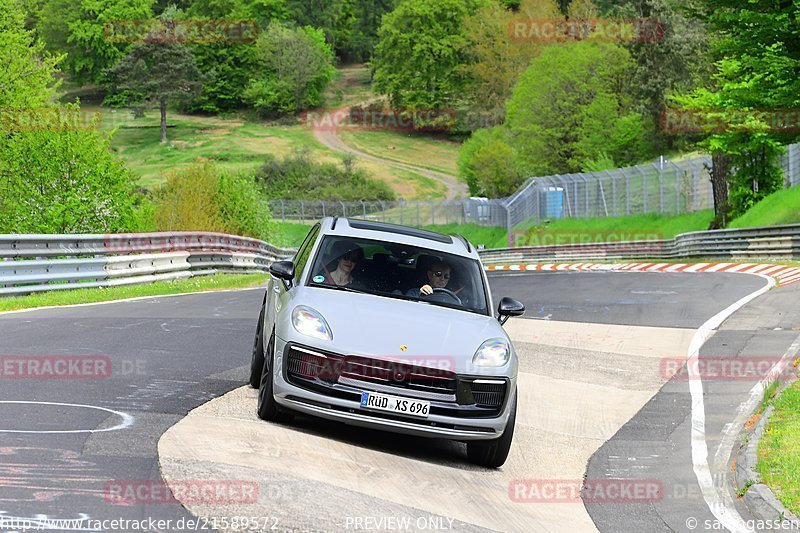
[0,110,140,233]
[153,161,274,240]
[255,150,395,201]
[243,23,336,115]
[457,126,522,197]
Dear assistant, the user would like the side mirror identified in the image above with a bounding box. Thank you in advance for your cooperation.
[498,297,525,325]
[270,261,295,288]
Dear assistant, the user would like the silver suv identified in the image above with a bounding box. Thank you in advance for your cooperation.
[249,218,524,468]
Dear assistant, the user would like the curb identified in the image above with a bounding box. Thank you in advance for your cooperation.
[485,262,800,287]
[734,394,800,528]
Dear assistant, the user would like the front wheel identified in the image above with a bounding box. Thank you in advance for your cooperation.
[256,330,293,423]
[248,305,266,389]
[466,391,517,468]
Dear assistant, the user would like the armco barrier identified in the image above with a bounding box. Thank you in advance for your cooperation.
[0,232,295,297]
[478,224,800,266]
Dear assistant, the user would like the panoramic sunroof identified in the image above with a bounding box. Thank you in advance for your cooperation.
[345,219,453,244]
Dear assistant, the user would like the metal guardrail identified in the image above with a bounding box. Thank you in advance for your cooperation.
[4,225,798,297]
[0,232,296,297]
[478,224,800,266]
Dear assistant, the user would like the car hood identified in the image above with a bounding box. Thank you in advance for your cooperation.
[287,287,510,372]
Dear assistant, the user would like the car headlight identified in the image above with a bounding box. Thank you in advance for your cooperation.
[472,338,510,367]
[291,306,333,341]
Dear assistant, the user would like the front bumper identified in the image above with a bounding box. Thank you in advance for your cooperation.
[271,337,516,441]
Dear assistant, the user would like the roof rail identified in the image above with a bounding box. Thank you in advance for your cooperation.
[454,234,472,253]
[331,217,339,230]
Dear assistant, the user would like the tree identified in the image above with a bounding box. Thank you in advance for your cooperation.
[184,0,289,112]
[243,22,336,114]
[342,0,396,62]
[372,0,485,113]
[0,107,139,233]
[459,0,561,130]
[108,41,205,143]
[505,41,649,175]
[678,0,798,226]
[286,0,356,54]
[601,0,711,150]
[39,0,154,84]
[0,0,61,108]
[458,126,522,197]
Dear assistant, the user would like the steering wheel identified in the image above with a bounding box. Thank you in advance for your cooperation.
[431,287,462,305]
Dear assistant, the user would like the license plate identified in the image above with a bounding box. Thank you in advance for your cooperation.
[359,391,430,418]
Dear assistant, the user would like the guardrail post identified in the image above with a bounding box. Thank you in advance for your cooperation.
[300,201,305,224]
[280,200,285,222]
[340,201,346,218]
[361,201,366,219]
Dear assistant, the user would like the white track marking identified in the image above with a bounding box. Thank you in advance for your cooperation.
[687,274,775,533]
[0,401,133,434]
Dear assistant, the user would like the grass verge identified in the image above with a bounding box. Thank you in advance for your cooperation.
[758,378,800,515]
[0,273,269,312]
[338,128,460,176]
[730,186,800,229]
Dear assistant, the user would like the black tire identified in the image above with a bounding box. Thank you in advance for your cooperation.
[256,330,293,423]
[467,391,517,468]
[248,305,266,389]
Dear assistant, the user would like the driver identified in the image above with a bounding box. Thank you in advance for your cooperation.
[406,261,452,299]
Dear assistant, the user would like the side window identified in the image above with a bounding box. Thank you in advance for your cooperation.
[292,225,320,281]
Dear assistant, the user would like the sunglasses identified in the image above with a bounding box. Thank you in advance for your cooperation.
[341,251,360,261]
[432,271,450,280]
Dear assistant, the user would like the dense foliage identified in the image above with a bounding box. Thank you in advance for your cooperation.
[255,151,395,201]
[154,161,274,239]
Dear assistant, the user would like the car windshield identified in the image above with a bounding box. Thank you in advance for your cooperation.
[306,236,489,315]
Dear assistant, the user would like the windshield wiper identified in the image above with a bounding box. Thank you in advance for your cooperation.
[313,284,366,295]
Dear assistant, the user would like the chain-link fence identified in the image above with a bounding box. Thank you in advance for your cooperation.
[270,142,800,230]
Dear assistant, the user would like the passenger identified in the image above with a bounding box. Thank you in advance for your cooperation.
[406,261,451,298]
[322,240,364,287]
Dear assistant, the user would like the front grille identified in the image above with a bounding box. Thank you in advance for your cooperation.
[340,356,457,399]
[285,344,508,417]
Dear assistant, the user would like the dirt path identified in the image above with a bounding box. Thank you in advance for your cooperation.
[312,107,468,201]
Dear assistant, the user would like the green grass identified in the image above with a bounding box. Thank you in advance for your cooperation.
[729,186,800,229]
[338,129,461,175]
[92,106,325,187]
[89,105,445,199]
[273,211,715,251]
[0,273,268,312]
[272,222,313,248]
[423,224,509,249]
[324,64,376,109]
[758,379,800,514]
[516,211,714,242]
